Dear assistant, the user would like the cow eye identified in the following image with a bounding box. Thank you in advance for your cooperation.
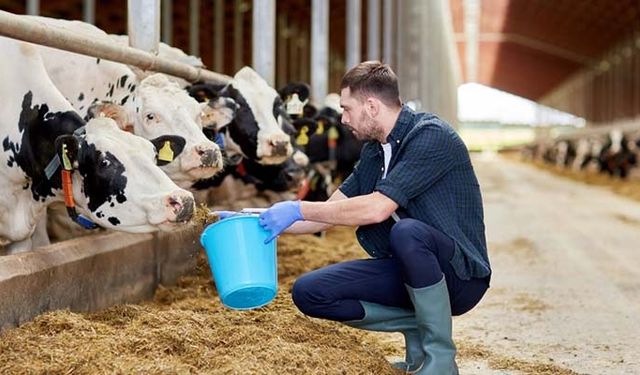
[100,159,110,168]
[145,113,155,121]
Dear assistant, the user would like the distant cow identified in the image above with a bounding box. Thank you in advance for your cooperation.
[187,67,294,166]
[599,129,637,178]
[0,38,195,253]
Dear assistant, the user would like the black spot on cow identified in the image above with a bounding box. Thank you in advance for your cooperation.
[108,217,120,226]
[96,211,104,218]
[76,142,128,212]
[96,58,101,64]
[129,84,136,93]
[92,97,99,104]
[116,194,126,203]
[106,84,114,98]
[91,87,94,92]
[79,106,84,111]
[110,202,115,207]
[119,95,129,106]
[2,91,85,201]
[118,75,128,88]
[78,92,84,101]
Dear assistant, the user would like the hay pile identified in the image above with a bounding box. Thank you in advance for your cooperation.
[0,227,399,374]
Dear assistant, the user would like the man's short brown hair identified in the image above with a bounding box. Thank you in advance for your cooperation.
[340,61,401,107]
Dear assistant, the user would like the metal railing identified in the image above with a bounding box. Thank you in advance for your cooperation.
[0,10,232,85]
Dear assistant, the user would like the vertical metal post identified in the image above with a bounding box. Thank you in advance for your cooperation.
[346,0,361,70]
[311,0,329,103]
[234,0,244,71]
[213,0,224,72]
[161,0,172,45]
[276,13,288,89]
[367,0,380,61]
[83,0,95,25]
[128,0,160,54]
[252,0,276,85]
[300,30,310,83]
[189,0,200,56]
[382,0,393,65]
[26,0,39,15]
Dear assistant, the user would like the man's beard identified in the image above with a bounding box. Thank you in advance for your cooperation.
[352,110,383,142]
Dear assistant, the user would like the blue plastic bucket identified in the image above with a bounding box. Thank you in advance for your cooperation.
[200,215,278,310]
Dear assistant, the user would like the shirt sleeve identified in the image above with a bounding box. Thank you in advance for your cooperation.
[375,126,456,207]
[338,160,361,197]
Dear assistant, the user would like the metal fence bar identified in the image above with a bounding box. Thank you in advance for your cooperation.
[0,10,231,84]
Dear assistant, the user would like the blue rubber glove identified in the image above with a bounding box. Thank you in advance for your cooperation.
[259,201,304,244]
[212,210,238,220]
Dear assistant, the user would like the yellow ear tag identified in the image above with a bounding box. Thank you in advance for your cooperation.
[296,126,309,146]
[328,126,340,140]
[285,93,304,116]
[316,120,325,134]
[158,141,174,162]
[61,144,73,170]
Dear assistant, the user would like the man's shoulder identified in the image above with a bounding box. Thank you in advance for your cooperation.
[408,113,457,141]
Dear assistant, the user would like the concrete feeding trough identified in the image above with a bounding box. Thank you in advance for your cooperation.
[0,226,200,330]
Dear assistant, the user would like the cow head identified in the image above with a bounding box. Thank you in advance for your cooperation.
[56,117,195,232]
[93,73,224,187]
[216,67,293,165]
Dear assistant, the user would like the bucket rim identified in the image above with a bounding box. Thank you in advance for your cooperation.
[206,213,259,228]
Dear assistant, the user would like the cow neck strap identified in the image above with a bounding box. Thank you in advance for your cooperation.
[59,140,99,230]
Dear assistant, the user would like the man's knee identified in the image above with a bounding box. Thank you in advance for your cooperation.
[390,219,436,257]
[292,273,330,318]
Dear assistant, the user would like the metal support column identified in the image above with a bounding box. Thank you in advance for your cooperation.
[189,0,200,56]
[233,0,244,71]
[346,0,361,70]
[213,0,224,72]
[252,0,276,85]
[161,0,172,45]
[382,0,393,65]
[311,0,329,103]
[83,0,95,25]
[26,0,39,15]
[128,0,160,53]
[367,0,380,61]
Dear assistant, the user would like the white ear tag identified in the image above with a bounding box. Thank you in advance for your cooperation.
[285,93,305,116]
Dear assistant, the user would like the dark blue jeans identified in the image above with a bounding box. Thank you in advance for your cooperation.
[292,219,489,321]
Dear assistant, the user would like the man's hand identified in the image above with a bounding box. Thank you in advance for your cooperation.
[259,201,304,243]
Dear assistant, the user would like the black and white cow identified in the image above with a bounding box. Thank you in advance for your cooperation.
[599,129,637,178]
[187,67,294,166]
[27,16,224,188]
[0,37,195,253]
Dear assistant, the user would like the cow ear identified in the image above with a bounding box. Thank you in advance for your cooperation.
[54,135,80,170]
[199,97,237,130]
[293,118,318,135]
[86,102,133,133]
[149,135,186,166]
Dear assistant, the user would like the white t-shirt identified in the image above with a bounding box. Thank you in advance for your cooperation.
[381,143,400,222]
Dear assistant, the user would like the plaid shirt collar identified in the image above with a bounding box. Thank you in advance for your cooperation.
[385,105,415,146]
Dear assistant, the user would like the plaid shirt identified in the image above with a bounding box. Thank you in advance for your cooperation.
[339,106,491,281]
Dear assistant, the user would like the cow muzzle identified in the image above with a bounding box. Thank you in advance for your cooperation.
[164,190,195,223]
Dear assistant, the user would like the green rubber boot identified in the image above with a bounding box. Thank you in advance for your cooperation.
[405,276,458,375]
[344,301,425,373]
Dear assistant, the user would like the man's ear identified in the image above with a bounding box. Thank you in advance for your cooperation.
[366,97,380,118]
[86,101,133,132]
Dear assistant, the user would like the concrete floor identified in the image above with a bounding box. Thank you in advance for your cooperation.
[449,153,640,374]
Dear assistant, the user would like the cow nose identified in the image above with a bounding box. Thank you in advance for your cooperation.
[196,144,222,167]
[271,140,290,156]
[164,190,195,223]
